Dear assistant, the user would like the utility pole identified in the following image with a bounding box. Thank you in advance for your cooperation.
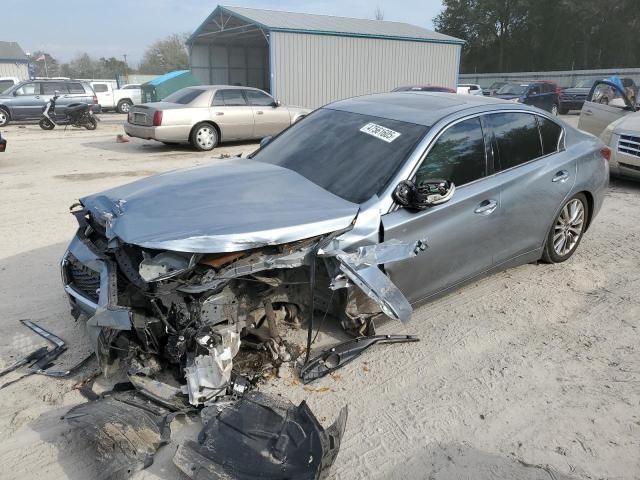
[123,54,128,67]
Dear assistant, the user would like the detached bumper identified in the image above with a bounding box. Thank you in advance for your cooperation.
[124,122,190,143]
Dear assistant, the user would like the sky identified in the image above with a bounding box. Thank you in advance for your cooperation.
[2,0,445,66]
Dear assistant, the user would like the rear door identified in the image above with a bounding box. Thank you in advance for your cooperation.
[579,80,635,137]
[10,81,43,119]
[210,89,255,140]
[383,115,503,303]
[245,89,290,138]
[91,82,113,109]
[487,112,575,263]
[41,81,72,114]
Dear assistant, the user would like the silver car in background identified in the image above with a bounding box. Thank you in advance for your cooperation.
[124,85,310,151]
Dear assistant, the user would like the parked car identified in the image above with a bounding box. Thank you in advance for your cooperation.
[393,85,456,93]
[124,85,310,151]
[90,81,141,114]
[578,79,639,180]
[558,77,602,114]
[494,81,559,114]
[457,83,484,96]
[0,79,98,127]
[62,93,608,397]
[0,77,20,94]
[483,81,508,96]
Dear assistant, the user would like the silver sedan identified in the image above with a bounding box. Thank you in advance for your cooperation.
[124,86,310,151]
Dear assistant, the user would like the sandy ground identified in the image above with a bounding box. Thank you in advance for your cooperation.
[0,113,638,480]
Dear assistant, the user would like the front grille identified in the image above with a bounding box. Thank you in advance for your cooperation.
[618,135,640,158]
[66,254,100,302]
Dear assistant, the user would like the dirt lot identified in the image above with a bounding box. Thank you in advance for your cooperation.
[0,113,638,480]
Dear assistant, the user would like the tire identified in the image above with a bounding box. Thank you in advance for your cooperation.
[541,193,589,263]
[85,117,98,130]
[551,103,559,116]
[39,118,55,130]
[190,123,218,151]
[0,108,9,127]
[558,106,568,115]
[116,100,132,114]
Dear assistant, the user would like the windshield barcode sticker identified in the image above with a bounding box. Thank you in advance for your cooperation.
[360,123,401,143]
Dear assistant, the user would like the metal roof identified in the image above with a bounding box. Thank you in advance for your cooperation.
[0,41,28,62]
[190,5,463,45]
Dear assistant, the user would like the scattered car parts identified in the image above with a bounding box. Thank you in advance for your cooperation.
[300,334,419,383]
[173,391,348,480]
[65,386,180,479]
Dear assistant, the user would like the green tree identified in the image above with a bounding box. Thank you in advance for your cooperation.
[139,33,189,74]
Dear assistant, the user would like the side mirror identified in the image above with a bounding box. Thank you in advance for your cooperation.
[260,136,273,148]
[273,99,281,108]
[393,179,455,210]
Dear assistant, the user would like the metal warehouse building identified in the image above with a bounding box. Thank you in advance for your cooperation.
[0,41,29,80]
[188,5,463,108]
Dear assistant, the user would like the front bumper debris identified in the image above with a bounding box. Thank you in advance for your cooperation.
[173,392,348,480]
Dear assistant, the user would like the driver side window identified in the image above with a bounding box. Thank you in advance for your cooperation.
[416,117,487,187]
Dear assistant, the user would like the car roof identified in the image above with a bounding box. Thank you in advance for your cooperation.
[327,92,536,127]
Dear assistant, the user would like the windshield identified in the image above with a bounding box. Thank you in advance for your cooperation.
[497,84,528,95]
[574,78,599,88]
[252,108,428,204]
[489,82,506,89]
[163,88,205,104]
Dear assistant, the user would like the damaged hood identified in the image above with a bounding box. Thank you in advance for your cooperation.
[80,159,360,253]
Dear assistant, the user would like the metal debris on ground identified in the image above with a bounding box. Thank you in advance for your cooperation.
[300,334,419,384]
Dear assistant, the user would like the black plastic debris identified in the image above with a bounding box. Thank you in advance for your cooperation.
[65,388,179,480]
[173,391,348,480]
[300,334,419,384]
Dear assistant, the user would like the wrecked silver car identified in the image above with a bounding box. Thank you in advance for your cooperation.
[61,92,607,406]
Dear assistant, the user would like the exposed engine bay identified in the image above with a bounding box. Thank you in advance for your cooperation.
[62,201,428,407]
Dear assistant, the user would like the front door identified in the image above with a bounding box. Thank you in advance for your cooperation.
[578,80,635,137]
[486,112,576,263]
[245,89,291,138]
[11,81,42,119]
[92,82,112,109]
[210,89,255,141]
[382,116,503,303]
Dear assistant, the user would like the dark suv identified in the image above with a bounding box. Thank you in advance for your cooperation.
[494,81,559,114]
[0,79,98,126]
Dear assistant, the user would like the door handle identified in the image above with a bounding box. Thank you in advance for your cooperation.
[552,170,570,183]
[583,110,593,116]
[35,95,40,99]
[474,199,498,215]
[256,111,264,115]
[215,112,224,116]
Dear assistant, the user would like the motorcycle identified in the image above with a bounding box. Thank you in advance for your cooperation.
[39,92,98,130]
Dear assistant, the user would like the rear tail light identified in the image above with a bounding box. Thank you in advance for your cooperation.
[153,111,163,126]
[92,95,98,104]
[600,146,611,161]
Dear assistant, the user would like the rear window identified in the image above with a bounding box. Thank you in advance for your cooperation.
[163,88,205,104]
[212,89,247,106]
[538,116,563,155]
[487,112,543,171]
[93,83,108,93]
[68,83,86,94]
[42,82,69,94]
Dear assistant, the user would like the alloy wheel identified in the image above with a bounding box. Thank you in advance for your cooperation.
[196,126,215,150]
[0,109,8,126]
[553,199,585,256]
[120,102,130,113]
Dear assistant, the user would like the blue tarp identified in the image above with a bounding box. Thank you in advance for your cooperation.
[146,70,190,86]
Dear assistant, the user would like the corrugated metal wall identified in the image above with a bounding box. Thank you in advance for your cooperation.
[190,43,269,90]
[0,62,29,79]
[270,32,460,108]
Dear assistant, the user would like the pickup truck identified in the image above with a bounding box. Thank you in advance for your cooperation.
[90,81,141,114]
